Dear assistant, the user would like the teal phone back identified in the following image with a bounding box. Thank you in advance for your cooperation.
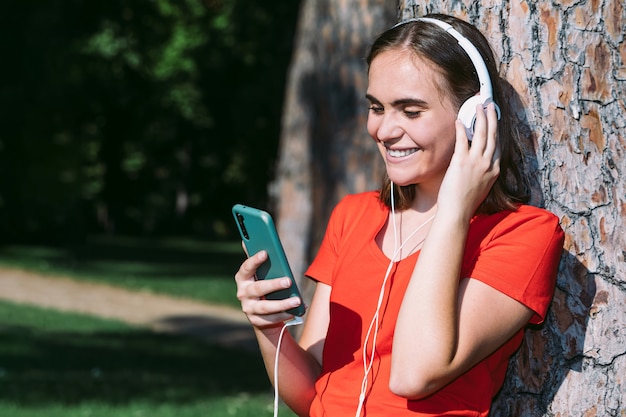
[232,204,304,316]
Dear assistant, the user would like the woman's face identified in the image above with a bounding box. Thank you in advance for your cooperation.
[366,48,458,189]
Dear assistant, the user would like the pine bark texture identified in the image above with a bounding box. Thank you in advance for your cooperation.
[399,1,625,416]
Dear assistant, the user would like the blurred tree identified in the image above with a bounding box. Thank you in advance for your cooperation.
[271,0,396,300]
[0,0,300,243]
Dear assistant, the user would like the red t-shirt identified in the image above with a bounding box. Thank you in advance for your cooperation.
[305,191,564,417]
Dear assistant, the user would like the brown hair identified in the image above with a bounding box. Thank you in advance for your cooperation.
[367,14,530,213]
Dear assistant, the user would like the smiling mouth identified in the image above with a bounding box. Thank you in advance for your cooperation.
[387,148,419,157]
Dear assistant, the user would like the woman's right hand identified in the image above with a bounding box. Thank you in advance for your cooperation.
[234,250,303,329]
[437,103,500,222]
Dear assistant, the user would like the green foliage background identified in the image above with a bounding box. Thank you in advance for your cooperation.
[0,0,301,243]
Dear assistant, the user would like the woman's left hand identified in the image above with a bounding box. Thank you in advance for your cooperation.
[437,102,500,221]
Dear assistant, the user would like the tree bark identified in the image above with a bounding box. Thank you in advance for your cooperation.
[398,1,625,416]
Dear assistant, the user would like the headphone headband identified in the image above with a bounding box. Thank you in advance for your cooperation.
[394,17,493,99]
[416,18,493,99]
[391,17,500,140]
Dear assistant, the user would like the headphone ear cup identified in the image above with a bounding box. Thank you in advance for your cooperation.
[457,95,485,141]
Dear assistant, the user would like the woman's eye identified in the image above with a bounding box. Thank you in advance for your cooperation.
[404,110,421,118]
[368,105,383,113]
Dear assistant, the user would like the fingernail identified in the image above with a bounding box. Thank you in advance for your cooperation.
[282,278,291,288]
[257,251,267,260]
[290,297,301,307]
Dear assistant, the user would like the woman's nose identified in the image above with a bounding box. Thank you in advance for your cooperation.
[375,112,403,142]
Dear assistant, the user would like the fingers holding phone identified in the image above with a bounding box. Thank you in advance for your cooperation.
[234,250,303,328]
[232,204,306,329]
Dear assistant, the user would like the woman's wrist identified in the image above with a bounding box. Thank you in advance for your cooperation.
[432,208,472,231]
[254,320,289,336]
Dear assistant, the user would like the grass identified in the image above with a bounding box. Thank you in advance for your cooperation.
[0,236,298,416]
[0,235,246,308]
[0,299,297,417]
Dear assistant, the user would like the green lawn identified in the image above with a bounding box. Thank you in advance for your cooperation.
[0,236,299,416]
[0,235,245,308]
[0,300,297,417]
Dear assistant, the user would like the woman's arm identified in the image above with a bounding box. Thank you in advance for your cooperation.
[390,104,534,398]
[390,223,533,398]
[235,250,330,416]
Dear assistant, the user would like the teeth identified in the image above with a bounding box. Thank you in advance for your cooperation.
[387,148,418,157]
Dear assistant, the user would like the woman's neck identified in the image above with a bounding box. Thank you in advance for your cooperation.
[407,183,439,213]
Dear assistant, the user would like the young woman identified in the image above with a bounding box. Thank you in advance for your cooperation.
[234,14,564,417]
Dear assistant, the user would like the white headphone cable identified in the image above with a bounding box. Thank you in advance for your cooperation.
[355,181,435,417]
[273,316,304,417]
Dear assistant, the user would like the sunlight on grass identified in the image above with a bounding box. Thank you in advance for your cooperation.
[0,236,244,307]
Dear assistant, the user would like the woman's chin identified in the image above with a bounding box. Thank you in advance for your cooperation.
[388,178,417,187]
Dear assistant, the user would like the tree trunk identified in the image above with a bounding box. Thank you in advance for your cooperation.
[275,0,625,414]
[398,1,625,416]
[270,0,396,302]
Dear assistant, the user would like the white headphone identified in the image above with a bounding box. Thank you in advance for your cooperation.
[395,17,501,140]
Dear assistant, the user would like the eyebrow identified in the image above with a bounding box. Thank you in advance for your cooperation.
[365,94,429,107]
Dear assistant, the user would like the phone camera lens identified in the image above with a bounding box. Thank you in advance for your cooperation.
[236,213,249,239]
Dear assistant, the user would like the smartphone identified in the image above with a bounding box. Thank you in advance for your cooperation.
[232,204,305,316]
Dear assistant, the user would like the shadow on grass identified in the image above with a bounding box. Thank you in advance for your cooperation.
[0,235,245,279]
[0,326,268,405]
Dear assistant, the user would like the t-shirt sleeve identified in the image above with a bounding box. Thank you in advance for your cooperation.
[465,208,565,324]
[304,198,348,286]
[304,193,382,286]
